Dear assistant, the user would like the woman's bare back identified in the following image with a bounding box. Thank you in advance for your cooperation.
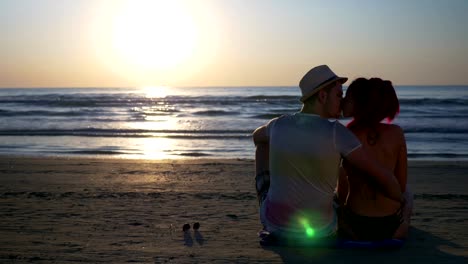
[344,123,407,217]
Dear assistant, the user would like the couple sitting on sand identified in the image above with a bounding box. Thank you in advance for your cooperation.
[253,65,412,244]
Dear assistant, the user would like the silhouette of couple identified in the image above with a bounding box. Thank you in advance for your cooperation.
[253,65,412,244]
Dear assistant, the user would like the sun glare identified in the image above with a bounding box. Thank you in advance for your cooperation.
[112,0,197,71]
[90,0,221,86]
[143,85,169,98]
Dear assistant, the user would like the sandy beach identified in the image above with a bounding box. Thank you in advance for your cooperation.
[0,157,467,263]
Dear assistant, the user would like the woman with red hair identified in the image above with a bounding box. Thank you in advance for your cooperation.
[338,78,412,240]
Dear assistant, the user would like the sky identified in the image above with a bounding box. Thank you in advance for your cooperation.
[1,0,468,87]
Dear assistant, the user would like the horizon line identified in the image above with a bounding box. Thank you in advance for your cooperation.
[1,84,468,89]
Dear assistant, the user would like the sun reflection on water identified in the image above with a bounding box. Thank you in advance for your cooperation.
[139,137,176,159]
[142,86,170,98]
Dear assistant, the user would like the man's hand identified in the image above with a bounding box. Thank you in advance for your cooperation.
[345,147,402,202]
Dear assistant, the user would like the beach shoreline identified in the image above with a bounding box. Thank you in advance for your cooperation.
[1,156,466,263]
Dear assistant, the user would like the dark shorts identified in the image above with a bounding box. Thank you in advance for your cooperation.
[341,207,403,241]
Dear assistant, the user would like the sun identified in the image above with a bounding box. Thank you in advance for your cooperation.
[112,0,197,71]
[90,0,221,86]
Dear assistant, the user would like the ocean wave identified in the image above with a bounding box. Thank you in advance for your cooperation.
[63,150,126,155]
[0,128,253,138]
[166,135,250,139]
[250,113,284,119]
[1,87,467,160]
[0,96,197,108]
[0,94,301,108]
[3,190,465,202]
[1,126,467,137]
[407,153,468,159]
[399,98,468,106]
[246,95,298,100]
[398,114,468,119]
[130,107,180,115]
[2,94,467,107]
[415,193,468,200]
[192,110,240,116]
[404,127,468,134]
[0,109,97,117]
[178,152,212,157]
[0,191,256,201]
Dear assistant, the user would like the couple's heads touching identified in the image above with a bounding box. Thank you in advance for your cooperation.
[253,64,410,242]
[298,65,399,124]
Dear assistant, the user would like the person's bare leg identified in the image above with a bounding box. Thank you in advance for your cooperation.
[393,189,413,239]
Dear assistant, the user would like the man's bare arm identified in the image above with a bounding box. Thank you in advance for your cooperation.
[253,126,270,201]
[253,125,269,175]
[345,147,402,202]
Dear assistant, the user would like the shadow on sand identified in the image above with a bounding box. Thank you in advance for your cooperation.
[261,227,467,264]
[183,230,205,247]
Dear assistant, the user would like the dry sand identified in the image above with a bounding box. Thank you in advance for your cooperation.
[0,157,467,263]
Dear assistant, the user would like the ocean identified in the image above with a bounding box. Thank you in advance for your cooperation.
[0,86,467,160]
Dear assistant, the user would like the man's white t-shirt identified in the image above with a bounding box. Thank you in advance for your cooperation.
[260,113,361,237]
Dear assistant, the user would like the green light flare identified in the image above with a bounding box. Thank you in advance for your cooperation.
[300,218,315,238]
[306,227,315,237]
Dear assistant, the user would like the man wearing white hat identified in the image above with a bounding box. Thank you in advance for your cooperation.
[253,65,402,242]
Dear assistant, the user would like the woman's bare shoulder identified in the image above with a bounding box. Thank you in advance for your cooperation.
[378,123,404,134]
[377,124,406,146]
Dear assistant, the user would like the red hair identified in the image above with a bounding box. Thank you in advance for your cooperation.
[347,77,400,129]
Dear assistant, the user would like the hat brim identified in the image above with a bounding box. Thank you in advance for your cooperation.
[300,77,348,102]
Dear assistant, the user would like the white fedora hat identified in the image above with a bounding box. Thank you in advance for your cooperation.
[299,65,348,102]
